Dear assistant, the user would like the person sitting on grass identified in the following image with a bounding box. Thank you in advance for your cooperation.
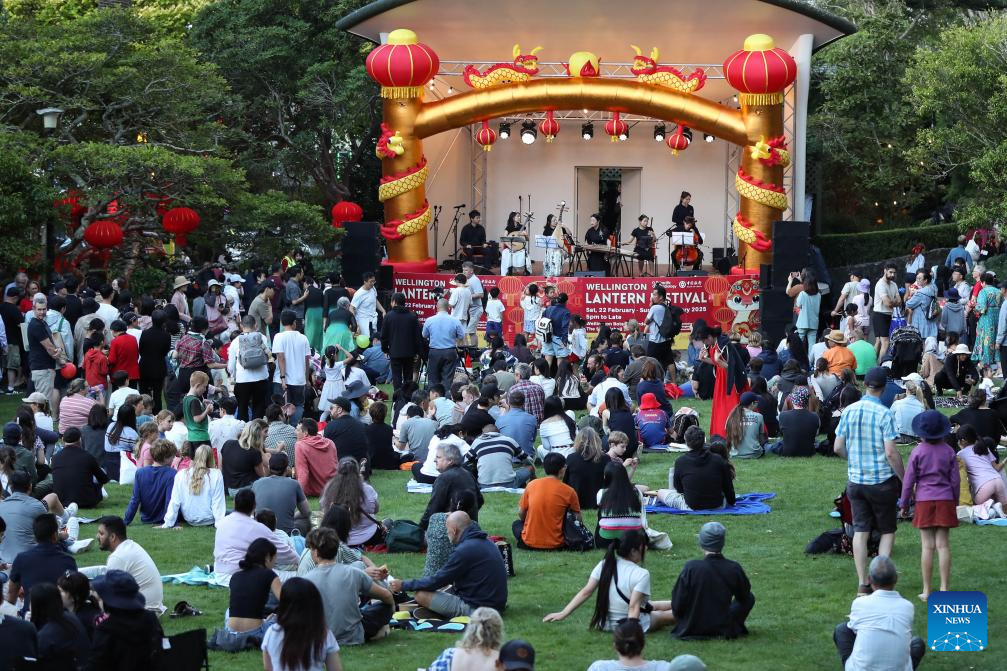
[427,607,505,671]
[587,619,706,671]
[543,529,674,632]
[123,439,177,525]
[654,426,735,511]
[467,423,533,490]
[595,463,644,549]
[724,391,766,459]
[389,511,508,620]
[88,515,165,613]
[210,537,281,652]
[90,570,165,671]
[833,555,926,671]
[671,522,755,640]
[514,452,583,550]
[6,513,77,617]
[419,442,483,530]
[261,577,343,671]
[213,488,299,580]
[160,443,226,528]
[767,386,820,457]
[50,426,110,509]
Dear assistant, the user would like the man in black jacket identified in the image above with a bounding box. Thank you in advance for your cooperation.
[418,442,483,529]
[50,427,109,508]
[380,292,423,392]
[655,426,735,510]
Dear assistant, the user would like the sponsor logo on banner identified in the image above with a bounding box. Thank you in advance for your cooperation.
[927,591,986,652]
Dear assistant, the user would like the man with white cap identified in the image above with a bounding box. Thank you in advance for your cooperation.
[670,521,755,640]
[223,273,244,319]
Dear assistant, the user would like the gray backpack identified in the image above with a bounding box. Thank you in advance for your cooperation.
[237,333,268,370]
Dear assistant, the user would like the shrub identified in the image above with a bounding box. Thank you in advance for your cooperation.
[814,222,959,267]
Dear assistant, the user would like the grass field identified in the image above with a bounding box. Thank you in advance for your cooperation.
[6,395,1004,670]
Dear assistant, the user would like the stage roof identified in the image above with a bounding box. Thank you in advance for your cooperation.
[337,0,857,62]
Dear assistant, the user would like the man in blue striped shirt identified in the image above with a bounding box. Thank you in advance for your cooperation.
[834,366,906,596]
[467,424,533,489]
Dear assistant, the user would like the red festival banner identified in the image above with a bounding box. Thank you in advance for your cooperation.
[393,273,760,342]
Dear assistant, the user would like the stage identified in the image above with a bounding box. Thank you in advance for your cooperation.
[393,271,760,343]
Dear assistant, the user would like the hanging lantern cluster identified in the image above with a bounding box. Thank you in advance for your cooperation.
[162,206,201,246]
[539,111,560,142]
[666,125,692,155]
[331,201,363,228]
[364,29,440,99]
[723,34,797,106]
[605,113,628,142]
[476,120,497,152]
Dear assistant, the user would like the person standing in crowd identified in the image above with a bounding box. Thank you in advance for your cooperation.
[1,287,25,394]
[834,366,905,596]
[422,299,464,390]
[381,292,422,393]
[229,315,273,421]
[26,294,63,413]
[905,269,939,342]
[787,269,821,349]
[168,316,222,413]
[137,310,171,414]
[462,262,484,348]
[448,274,472,345]
[350,271,385,339]
[873,263,902,358]
[644,285,672,367]
[944,235,974,273]
[170,276,191,325]
[273,310,311,424]
[283,266,308,331]
[970,271,1002,375]
[108,319,140,388]
[248,281,274,337]
[542,293,572,368]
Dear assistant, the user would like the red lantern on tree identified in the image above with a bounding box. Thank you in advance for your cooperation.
[162,207,201,246]
[605,113,628,143]
[723,34,797,105]
[365,29,440,99]
[476,120,497,152]
[54,190,87,230]
[666,125,691,155]
[331,201,363,228]
[83,219,124,249]
[539,111,560,143]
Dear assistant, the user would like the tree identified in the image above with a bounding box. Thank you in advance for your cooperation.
[0,136,54,273]
[906,14,1007,231]
[190,0,382,214]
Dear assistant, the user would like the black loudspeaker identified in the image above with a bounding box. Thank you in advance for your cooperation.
[677,270,708,277]
[771,221,811,287]
[760,264,772,290]
[761,288,793,347]
[575,271,606,278]
[377,265,394,291]
[341,222,380,288]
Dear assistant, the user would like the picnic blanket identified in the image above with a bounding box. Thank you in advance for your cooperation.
[645,492,775,515]
[160,566,228,588]
[406,479,523,495]
[390,610,469,632]
[641,443,690,453]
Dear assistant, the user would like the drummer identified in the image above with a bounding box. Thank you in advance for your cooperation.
[459,209,487,262]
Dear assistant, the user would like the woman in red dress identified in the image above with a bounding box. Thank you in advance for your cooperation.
[701,326,749,439]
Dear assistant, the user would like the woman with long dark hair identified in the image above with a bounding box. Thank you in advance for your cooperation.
[261,577,342,671]
[555,359,587,410]
[563,427,609,510]
[103,404,138,481]
[214,538,282,652]
[725,392,766,459]
[30,582,91,670]
[602,387,638,458]
[781,328,810,371]
[543,529,674,631]
[58,571,103,641]
[538,396,577,459]
[320,457,380,547]
[749,376,779,438]
[787,268,821,349]
[596,462,643,548]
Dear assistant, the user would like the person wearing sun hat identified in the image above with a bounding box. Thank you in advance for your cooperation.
[670,521,755,640]
[170,275,191,324]
[934,343,980,398]
[635,392,671,452]
[822,329,857,376]
[90,569,165,668]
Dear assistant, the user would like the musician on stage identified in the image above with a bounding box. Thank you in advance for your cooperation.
[584,213,609,274]
[459,209,486,262]
[501,211,531,275]
[671,216,704,271]
[629,214,656,275]
[543,214,572,278]
[672,191,694,226]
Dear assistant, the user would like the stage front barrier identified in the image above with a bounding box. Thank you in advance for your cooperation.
[393,273,760,347]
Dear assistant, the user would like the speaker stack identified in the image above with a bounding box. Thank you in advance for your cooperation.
[760,221,811,347]
[340,222,381,288]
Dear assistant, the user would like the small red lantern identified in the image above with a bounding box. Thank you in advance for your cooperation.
[83,219,124,249]
[162,206,201,246]
[723,34,797,105]
[539,111,560,143]
[331,201,363,227]
[365,29,440,99]
[476,120,497,152]
[666,125,691,155]
[605,113,628,143]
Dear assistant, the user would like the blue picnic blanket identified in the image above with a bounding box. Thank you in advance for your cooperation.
[645,492,776,515]
[161,566,228,588]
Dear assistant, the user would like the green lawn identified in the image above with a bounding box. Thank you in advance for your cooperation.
[7,396,1004,670]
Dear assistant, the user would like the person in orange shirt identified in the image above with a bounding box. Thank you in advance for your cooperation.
[514,452,583,550]
[822,330,858,376]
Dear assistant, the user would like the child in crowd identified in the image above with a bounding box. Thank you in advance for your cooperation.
[82,336,110,400]
[485,287,504,342]
[520,283,541,339]
[136,421,160,467]
[568,315,588,363]
[900,410,959,602]
[635,393,670,453]
[605,431,638,481]
[172,441,194,471]
[183,371,212,448]
[135,395,154,427]
[155,410,175,439]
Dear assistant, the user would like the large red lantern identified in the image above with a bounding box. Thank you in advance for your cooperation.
[666,125,691,155]
[365,29,440,99]
[476,120,497,152]
[162,207,200,246]
[605,113,628,143]
[539,111,560,143]
[331,201,363,228]
[723,34,797,105]
[83,219,124,249]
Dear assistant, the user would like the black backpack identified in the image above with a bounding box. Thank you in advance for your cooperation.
[669,412,699,443]
[658,304,684,339]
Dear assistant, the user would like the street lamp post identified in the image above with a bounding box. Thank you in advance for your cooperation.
[36,107,64,284]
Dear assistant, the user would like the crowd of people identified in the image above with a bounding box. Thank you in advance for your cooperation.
[0,236,1002,670]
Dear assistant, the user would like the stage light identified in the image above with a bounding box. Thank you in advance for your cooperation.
[619,128,629,141]
[683,127,693,144]
[704,133,715,143]
[654,123,666,142]
[499,122,511,140]
[520,120,537,144]
[582,122,594,140]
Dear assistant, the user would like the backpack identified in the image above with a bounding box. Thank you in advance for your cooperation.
[535,315,553,341]
[658,304,684,340]
[925,294,941,321]
[385,519,425,552]
[237,332,268,370]
[669,411,699,443]
[562,511,595,551]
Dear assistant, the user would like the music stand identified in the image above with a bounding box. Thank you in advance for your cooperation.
[535,235,560,249]
[671,231,693,246]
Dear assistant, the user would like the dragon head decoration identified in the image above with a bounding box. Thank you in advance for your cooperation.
[513,44,544,72]
[630,45,659,75]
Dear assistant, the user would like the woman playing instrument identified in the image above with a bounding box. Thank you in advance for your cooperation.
[585,213,609,274]
[501,211,530,276]
[629,215,655,276]
[543,208,573,278]
[672,216,704,271]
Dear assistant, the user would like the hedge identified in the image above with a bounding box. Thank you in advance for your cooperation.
[813,222,960,267]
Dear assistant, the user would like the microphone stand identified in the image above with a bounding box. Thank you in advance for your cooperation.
[444,205,464,269]
[663,226,675,277]
[428,205,442,267]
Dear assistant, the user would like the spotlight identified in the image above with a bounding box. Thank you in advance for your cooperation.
[520,120,537,144]
[619,128,629,141]
[499,122,511,140]
[704,133,715,143]
[582,122,594,140]
[654,123,666,142]
[683,127,693,144]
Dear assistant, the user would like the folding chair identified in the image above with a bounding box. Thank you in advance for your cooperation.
[158,628,210,671]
